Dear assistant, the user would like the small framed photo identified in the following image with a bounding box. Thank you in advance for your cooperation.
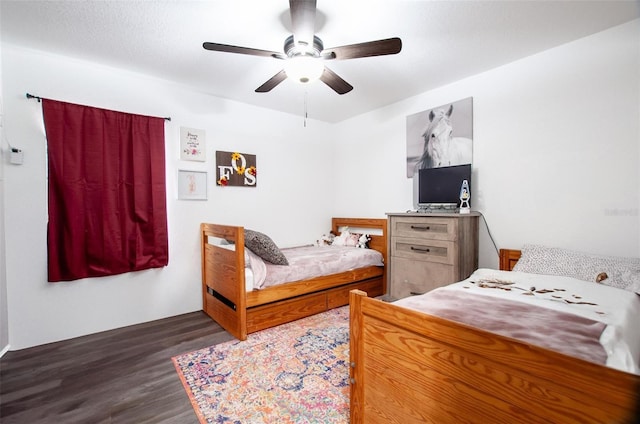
[180,127,206,161]
[178,170,207,200]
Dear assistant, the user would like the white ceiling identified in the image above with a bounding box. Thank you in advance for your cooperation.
[1,1,638,123]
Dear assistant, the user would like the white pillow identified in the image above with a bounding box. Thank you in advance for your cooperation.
[513,244,640,293]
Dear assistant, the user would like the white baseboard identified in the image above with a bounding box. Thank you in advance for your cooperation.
[0,343,10,358]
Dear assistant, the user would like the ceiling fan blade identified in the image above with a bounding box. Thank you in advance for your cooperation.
[290,0,317,48]
[255,70,288,93]
[203,42,284,59]
[324,37,402,60]
[319,67,353,95]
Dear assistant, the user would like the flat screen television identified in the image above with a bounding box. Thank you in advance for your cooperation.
[414,164,471,210]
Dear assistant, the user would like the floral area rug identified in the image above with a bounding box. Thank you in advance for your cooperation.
[172,307,350,423]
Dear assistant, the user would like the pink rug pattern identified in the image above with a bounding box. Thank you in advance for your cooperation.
[172,307,350,423]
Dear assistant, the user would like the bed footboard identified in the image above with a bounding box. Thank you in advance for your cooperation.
[349,289,640,423]
[200,223,248,340]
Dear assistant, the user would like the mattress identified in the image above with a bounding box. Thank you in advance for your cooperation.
[395,269,640,375]
[245,245,384,290]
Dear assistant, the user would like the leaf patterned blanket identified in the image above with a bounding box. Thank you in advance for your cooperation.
[394,269,640,374]
[397,288,606,364]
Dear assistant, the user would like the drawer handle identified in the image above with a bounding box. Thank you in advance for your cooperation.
[411,225,431,231]
[411,246,431,253]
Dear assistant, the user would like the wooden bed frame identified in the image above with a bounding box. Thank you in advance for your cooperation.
[350,248,640,423]
[200,217,387,340]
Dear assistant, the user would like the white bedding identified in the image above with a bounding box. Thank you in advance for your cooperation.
[229,244,384,291]
[254,245,384,290]
[395,269,640,375]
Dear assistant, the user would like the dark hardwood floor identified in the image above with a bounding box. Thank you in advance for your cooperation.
[0,311,234,423]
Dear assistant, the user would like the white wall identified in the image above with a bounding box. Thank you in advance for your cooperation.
[0,3,9,356]
[2,19,639,351]
[1,45,335,349]
[331,20,640,269]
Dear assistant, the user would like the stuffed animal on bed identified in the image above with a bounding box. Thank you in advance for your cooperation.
[315,232,336,246]
[356,233,371,249]
[332,228,359,247]
[332,228,371,248]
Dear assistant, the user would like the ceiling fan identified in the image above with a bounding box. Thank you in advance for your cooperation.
[202,0,402,95]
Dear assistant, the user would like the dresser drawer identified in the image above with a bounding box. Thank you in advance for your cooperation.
[390,216,457,241]
[389,257,454,300]
[391,237,455,265]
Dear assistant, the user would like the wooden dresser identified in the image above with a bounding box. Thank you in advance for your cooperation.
[386,212,479,300]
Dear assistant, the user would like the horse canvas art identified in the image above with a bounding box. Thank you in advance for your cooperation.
[417,104,472,168]
[406,97,473,177]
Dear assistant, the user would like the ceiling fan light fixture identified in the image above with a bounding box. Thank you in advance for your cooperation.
[284,55,325,84]
[202,2,401,94]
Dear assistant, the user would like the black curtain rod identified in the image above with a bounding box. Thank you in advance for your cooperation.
[26,93,172,121]
[26,93,42,102]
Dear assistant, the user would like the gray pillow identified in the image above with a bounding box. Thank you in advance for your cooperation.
[513,244,640,292]
[244,229,289,266]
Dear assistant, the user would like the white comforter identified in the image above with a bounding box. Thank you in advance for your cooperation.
[244,245,384,290]
[395,269,640,375]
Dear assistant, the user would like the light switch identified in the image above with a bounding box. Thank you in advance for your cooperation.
[10,148,23,165]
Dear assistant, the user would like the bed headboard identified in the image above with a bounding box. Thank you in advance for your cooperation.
[332,217,388,294]
[499,249,521,271]
[331,217,387,260]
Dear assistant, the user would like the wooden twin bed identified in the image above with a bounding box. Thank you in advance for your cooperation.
[200,217,387,340]
[350,249,640,423]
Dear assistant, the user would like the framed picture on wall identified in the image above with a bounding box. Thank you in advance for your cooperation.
[178,170,207,200]
[180,127,206,161]
[215,150,257,187]
[406,97,473,178]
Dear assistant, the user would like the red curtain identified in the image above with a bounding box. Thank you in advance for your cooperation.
[43,99,168,282]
